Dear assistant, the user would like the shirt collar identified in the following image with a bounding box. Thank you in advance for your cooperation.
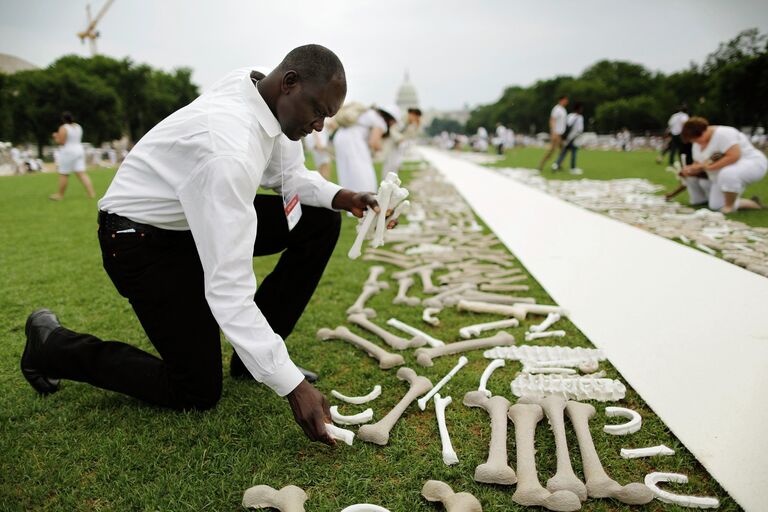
[241,71,282,138]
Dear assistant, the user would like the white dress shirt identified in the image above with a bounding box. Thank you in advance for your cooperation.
[99,67,342,396]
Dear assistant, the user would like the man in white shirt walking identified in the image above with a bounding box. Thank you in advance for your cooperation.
[21,45,382,446]
[553,102,585,173]
[538,94,569,171]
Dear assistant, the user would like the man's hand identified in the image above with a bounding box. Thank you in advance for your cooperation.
[286,380,335,446]
[332,189,399,228]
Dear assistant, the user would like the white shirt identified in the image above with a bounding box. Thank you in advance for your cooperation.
[668,111,689,136]
[565,113,584,142]
[693,126,765,165]
[551,104,567,135]
[99,67,342,396]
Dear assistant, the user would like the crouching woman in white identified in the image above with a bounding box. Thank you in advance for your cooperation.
[681,117,765,213]
[50,111,96,200]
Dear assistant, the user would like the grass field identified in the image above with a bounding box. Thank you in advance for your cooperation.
[487,145,768,227]
[0,160,738,510]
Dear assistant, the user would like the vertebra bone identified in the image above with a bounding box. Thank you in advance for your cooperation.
[462,390,516,485]
[347,313,426,350]
[566,401,654,504]
[242,484,308,511]
[511,374,626,402]
[417,356,469,410]
[603,406,642,435]
[317,327,404,370]
[483,345,604,369]
[415,332,515,367]
[357,367,432,445]
[434,394,459,465]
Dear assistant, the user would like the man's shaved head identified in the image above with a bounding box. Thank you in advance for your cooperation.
[276,44,346,87]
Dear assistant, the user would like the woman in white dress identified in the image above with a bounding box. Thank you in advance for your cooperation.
[681,117,765,213]
[333,104,399,192]
[303,125,332,180]
[50,111,96,200]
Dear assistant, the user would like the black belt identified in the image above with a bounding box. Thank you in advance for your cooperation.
[98,211,189,239]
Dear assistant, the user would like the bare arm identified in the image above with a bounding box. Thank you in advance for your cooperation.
[368,126,384,152]
[52,125,67,145]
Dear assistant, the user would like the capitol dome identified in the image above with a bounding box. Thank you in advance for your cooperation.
[395,71,419,114]
[0,53,39,74]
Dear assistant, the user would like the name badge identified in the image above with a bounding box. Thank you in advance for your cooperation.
[283,193,302,231]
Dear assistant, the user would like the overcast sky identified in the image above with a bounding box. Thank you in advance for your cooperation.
[2,0,767,111]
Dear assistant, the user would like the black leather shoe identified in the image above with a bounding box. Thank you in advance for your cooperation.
[21,309,62,395]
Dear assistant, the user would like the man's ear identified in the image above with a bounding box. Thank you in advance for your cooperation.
[281,70,300,95]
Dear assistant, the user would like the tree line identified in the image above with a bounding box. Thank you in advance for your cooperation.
[458,29,768,136]
[0,55,199,155]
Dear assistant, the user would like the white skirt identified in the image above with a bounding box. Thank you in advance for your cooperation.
[57,145,86,173]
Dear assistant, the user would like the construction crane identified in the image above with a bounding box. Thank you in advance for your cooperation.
[77,0,115,56]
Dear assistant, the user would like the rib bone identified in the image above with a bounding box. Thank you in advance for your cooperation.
[393,277,421,306]
[340,505,391,512]
[421,480,482,512]
[331,385,381,405]
[317,327,404,370]
[386,318,444,348]
[242,485,308,511]
[417,356,469,410]
[415,331,515,367]
[357,367,432,445]
[460,318,519,339]
[507,403,581,511]
[462,391,517,485]
[348,313,426,350]
[477,358,505,397]
[644,472,719,508]
[330,405,374,425]
[566,401,654,504]
[346,284,380,317]
[434,394,459,465]
[603,406,642,435]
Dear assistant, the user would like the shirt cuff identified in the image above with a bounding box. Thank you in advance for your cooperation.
[261,358,306,397]
[317,180,343,210]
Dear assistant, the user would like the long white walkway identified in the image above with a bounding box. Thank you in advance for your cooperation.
[419,147,768,511]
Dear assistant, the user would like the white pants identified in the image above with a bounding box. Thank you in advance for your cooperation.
[686,154,767,210]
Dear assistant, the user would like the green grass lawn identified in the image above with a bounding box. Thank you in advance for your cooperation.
[0,166,738,510]
[487,146,768,227]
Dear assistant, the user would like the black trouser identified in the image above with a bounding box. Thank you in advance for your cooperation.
[39,195,341,410]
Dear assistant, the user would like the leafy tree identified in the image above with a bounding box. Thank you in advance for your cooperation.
[426,117,466,136]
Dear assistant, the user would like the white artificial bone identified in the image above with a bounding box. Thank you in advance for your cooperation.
[525,330,566,341]
[484,268,522,279]
[423,283,476,308]
[507,403,582,511]
[695,242,717,256]
[462,391,517,485]
[347,313,426,350]
[326,423,355,446]
[433,394,459,465]
[416,332,515,367]
[460,290,536,305]
[479,283,530,292]
[340,505,391,512]
[361,254,410,268]
[483,274,526,284]
[386,318,444,348]
[529,312,562,333]
[417,356,469,410]
[483,345,605,367]
[457,300,566,321]
[566,401,654,504]
[603,406,642,435]
[331,385,382,405]
[421,480,482,512]
[348,208,378,259]
[521,365,577,375]
[620,445,675,459]
[371,181,397,248]
[346,284,380,318]
[364,265,390,291]
[644,472,720,508]
[317,327,404,370]
[417,266,442,293]
[357,367,432,445]
[477,358,505,397]
[392,277,421,306]
[330,406,374,425]
[389,199,410,223]
[242,484,308,511]
[511,374,626,402]
[391,261,442,280]
[460,318,520,339]
[422,307,442,326]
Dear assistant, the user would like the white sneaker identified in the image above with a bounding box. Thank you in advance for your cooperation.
[569,168,583,175]
[551,163,559,171]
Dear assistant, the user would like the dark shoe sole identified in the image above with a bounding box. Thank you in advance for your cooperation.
[21,309,60,395]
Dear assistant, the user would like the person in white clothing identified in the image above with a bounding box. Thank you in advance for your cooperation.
[665,105,691,166]
[21,45,393,446]
[681,117,765,213]
[553,102,585,172]
[333,104,398,192]
[539,94,568,170]
[303,125,332,179]
[49,112,96,200]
